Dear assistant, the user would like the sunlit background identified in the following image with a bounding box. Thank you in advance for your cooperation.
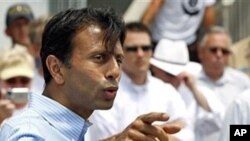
[0,0,249,49]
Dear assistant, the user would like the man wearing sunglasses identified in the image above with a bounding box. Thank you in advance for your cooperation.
[0,45,35,124]
[86,22,194,141]
[197,26,250,141]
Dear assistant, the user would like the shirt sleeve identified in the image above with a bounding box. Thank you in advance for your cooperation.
[205,0,216,6]
[195,85,225,135]
[165,86,195,141]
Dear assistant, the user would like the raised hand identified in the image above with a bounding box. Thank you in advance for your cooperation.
[102,112,181,141]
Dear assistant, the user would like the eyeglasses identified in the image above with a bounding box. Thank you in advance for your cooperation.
[208,47,231,55]
[5,77,31,85]
[124,45,152,52]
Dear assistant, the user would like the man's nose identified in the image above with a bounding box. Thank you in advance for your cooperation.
[105,57,120,80]
[136,47,144,57]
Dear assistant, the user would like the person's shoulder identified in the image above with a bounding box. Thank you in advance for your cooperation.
[226,67,250,80]
[150,76,177,91]
[229,89,250,118]
[149,75,182,100]
[150,75,170,86]
[3,109,41,126]
[204,0,216,6]
[237,89,250,103]
[0,109,45,140]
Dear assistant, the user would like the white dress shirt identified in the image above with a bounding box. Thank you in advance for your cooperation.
[178,83,224,141]
[197,67,250,141]
[218,89,250,141]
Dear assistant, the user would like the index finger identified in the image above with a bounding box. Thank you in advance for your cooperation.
[140,112,169,124]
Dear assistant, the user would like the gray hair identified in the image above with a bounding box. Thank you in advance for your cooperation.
[199,26,232,48]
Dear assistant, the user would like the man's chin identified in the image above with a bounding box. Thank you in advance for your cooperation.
[96,102,114,110]
[135,68,148,75]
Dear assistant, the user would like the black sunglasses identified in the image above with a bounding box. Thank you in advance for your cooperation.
[125,45,152,52]
[208,47,231,55]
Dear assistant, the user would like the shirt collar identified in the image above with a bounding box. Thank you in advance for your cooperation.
[29,93,92,141]
[120,71,150,91]
[199,68,230,86]
[121,71,151,84]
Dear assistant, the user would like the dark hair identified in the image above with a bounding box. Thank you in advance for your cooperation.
[41,7,125,84]
[125,22,151,38]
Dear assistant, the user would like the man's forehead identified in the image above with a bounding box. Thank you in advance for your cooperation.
[208,32,229,40]
[11,17,30,24]
[74,25,103,42]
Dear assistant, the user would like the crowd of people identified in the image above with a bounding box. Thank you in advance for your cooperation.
[0,2,250,141]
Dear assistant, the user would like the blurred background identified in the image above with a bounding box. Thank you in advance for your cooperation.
[0,0,249,58]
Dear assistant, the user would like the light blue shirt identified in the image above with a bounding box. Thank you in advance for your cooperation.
[0,93,91,141]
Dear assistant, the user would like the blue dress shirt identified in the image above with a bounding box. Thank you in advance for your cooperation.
[0,93,91,141]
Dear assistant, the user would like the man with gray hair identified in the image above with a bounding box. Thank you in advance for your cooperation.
[197,26,250,141]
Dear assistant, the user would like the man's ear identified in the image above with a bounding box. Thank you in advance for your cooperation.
[46,55,65,85]
[5,28,11,37]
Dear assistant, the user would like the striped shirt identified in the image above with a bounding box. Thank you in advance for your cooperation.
[0,93,91,141]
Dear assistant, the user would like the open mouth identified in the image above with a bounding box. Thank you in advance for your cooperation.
[103,87,118,100]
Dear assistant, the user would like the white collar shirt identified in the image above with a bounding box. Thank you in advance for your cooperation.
[218,89,250,141]
[196,67,250,141]
[178,83,224,141]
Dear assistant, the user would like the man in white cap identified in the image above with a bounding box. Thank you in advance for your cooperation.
[150,38,224,141]
[0,45,35,124]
